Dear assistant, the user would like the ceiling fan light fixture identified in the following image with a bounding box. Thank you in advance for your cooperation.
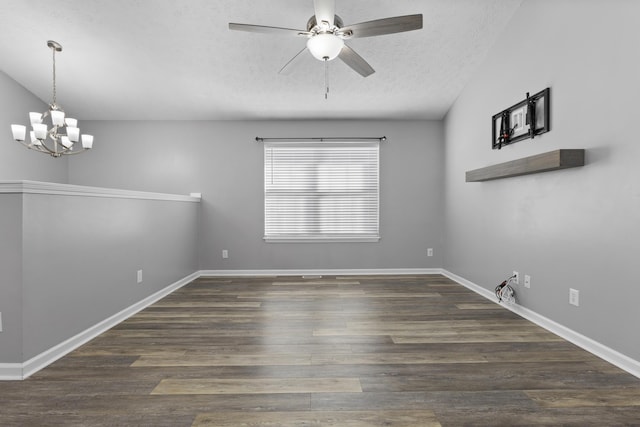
[229,2,423,87]
[307,33,344,61]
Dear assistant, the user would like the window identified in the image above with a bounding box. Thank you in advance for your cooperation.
[264,140,379,242]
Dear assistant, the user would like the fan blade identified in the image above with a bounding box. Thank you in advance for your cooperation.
[313,0,335,27]
[340,14,423,38]
[278,47,308,75]
[338,44,375,77]
[229,23,309,36]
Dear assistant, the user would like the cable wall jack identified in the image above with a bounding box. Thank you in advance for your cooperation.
[495,274,517,304]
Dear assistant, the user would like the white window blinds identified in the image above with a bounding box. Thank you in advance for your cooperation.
[264,141,380,242]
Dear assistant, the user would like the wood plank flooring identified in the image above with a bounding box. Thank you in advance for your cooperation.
[2,274,640,426]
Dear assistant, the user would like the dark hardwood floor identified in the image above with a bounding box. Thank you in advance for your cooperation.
[2,275,640,426]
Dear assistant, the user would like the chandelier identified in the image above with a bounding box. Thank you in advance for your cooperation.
[10,40,93,157]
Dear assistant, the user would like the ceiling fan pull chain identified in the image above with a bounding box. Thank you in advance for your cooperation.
[324,57,329,99]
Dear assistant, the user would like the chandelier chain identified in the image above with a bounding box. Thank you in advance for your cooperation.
[52,46,57,106]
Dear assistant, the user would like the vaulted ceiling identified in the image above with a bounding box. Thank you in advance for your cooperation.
[0,0,522,121]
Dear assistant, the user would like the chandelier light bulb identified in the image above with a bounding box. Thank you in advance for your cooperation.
[33,123,48,140]
[81,134,94,149]
[30,131,42,146]
[29,112,43,125]
[67,126,80,142]
[11,124,26,141]
[307,33,344,61]
[51,110,65,126]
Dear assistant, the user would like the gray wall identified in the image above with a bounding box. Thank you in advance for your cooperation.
[443,0,640,360]
[0,194,23,362]
[68,120,445,271]
[21,192,199,359]
[0,187,199,364]
[0,69,67,363]
[0,71,68,182]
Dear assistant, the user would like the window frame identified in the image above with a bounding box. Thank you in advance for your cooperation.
[263,140,380,243]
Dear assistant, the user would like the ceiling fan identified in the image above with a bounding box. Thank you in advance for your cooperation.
[229,0,423,95]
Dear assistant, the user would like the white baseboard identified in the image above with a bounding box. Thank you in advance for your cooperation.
[0,272,199,381]
[441,270,640,379]
[199,268,442,277]
[0,363,23,381]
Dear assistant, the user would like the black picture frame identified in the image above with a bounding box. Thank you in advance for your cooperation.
[492,88,550,149]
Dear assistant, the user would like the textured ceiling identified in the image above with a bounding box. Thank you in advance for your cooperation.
[0,0,522,121]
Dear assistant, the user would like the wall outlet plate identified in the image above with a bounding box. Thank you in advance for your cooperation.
[222,249,229,259]
[569,288,580,306]
[427,248,433,257]
[0,312,2,332]
[513,271,519,285]
[137,269,143,284]
[524,274,531,288]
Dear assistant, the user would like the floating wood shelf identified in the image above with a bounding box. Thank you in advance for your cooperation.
[466,149,585,182]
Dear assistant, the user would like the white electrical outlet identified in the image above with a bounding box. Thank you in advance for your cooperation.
[569,288,580,306]
[427,248,433,257]
[137,269,143,284]
[0,312,3,332]
[524,274,531,288]
[513,271,519,285]
[222,249,229,259]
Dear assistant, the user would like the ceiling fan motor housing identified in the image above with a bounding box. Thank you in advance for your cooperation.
[307,15,344,33]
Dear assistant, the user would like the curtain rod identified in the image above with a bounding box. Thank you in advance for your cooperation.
[255,136,386,142]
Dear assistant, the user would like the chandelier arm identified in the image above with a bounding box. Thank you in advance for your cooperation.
[52,130,60,154]
[39,123,87,156]
[37,140,59,156]
[40,142,79,157]
[15,139,39,151]
[32,145,53,155]
[44,134,89,156]
[59,148,89,156]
